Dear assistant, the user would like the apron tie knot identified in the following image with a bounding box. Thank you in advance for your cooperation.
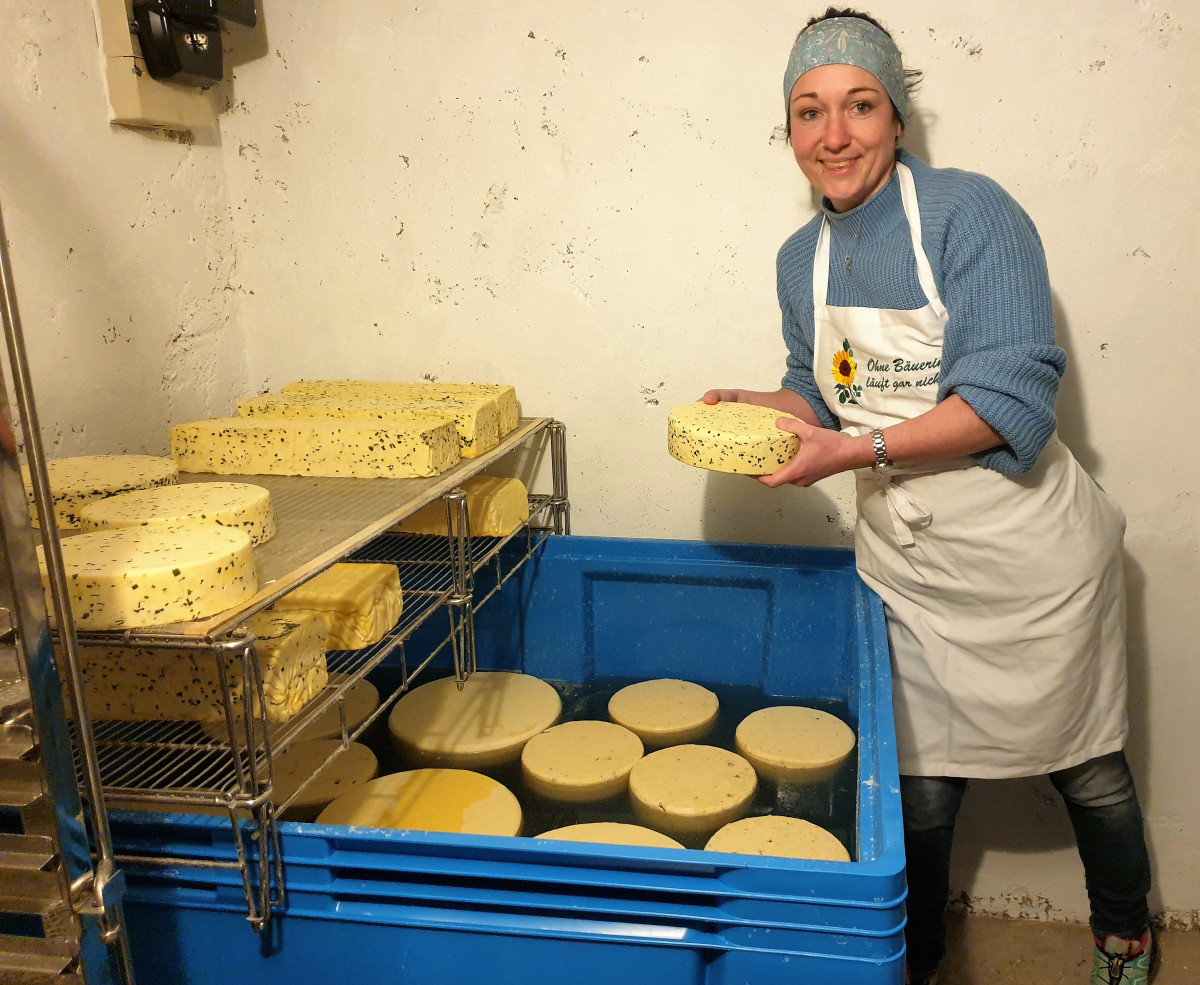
[868,471,932,547]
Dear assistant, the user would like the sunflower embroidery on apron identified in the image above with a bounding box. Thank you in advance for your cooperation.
[812,162,1129,778]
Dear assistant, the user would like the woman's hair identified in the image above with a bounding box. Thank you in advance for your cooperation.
[785,7,924,138]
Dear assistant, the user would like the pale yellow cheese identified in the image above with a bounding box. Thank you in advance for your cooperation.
[667,402,800,474]
[73,609,327,723]
[628,744,757,837]
[237,392,501,459]
[537,823,683,850]
[170,416,460,479]
[39,524,256,630]
[272,563,403,650]
[396,476,529,538]
[388,671,561,769]
[734,706,856,785]
[315,768,523,836]
[607,679,719,748]
[24,455,179,530]
[704,815,850,862]
[295,674,381,741]
[282,380,520,435]
[79,481,276,546]
[520,720,644,802]
[270,739,379,822]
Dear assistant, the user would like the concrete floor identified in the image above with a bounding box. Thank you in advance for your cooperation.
[941,912,1200,983]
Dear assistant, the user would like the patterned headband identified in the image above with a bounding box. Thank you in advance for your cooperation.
[783,16,909,124]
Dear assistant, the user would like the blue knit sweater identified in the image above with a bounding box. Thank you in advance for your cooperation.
[777,150,1065,474]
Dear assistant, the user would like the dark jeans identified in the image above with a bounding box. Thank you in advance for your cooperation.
[901,751,1152,976]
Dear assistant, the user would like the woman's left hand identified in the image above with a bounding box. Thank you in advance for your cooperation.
[758,417,869,488]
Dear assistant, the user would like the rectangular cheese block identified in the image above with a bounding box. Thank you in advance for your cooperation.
[236,392,500,459]
[170,417,460,478]
[282,380,520,435]
[272,562,403,650]
[396,476,530,538]
[71,610,329,724]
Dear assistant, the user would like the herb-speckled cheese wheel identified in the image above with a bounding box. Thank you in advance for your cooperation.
[39,524,256,630]
[397,475,529,538]
[388,671,561,769]
[24,455,179,530]
[238,392,501,459]
[537,823,684,850]
[79,481,276,546]
[628,744,757,837]
[607,679,719,748]
[271,739,379,822]
[283,380,520,435]
[705,815,850,862]
[170,416,460,478]
[520,720,644,802]
[315,768,523,836]
[735,706,856,785]
[667,402,800,474]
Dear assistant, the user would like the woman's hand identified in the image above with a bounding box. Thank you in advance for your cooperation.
[759,417,872,488]
[701,388,746,406]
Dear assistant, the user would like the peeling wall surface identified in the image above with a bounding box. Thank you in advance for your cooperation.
[4,0,1199,930]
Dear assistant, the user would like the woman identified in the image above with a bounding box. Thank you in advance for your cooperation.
[703,9,1154,984]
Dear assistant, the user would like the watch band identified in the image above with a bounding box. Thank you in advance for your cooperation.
[870,427,891,472]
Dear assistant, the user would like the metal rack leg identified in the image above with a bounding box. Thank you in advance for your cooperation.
[549,420,570,535]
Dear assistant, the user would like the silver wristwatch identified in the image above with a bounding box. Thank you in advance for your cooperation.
[870,427,892,473]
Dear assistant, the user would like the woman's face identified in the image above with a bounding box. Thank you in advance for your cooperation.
[788,63,903,213]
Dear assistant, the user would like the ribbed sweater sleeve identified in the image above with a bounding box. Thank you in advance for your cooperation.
[776,152,1065,474]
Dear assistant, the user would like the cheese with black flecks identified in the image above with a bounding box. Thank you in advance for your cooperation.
[607,678,719,748]
[734,705,856,785]
[79,481,276,546]
[23,455,179,530]
[282,380,520,435]
[628,744,757,837]
[667,402,800,474]
[272,563,402,650]
[236,392,500,459]
[396,475,529,538]
[170,417,460,479]
[705,815,850,862]
[39,524,256,630]
[71,609,328,723]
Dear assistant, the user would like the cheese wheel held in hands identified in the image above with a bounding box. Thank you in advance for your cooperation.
[667,402,800,474]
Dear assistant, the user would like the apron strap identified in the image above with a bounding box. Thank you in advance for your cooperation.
[895,163,948,321]
[867,471,933,547]
[813,218,831,307]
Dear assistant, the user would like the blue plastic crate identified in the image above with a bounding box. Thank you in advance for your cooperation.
[115,536,906,984]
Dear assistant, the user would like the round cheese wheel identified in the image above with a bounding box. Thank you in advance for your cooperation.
[520,720,644,802]
[537,822,684,850]
[315,768,522,836]
[79,481,276,547]
[270,740,378,822]
[705,815,850,862]
[25,454,179,530]
[667,402,800,475]
[607,679,718,748]
[388,671,561,769]
[628,744,757,837]
[40,524,256,630]
[297,675,381,742]
[735,706,856,785]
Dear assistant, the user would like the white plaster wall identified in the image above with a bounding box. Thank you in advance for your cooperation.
[0,0,247,456]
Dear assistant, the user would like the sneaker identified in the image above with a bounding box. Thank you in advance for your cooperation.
[1090,927,1154,984]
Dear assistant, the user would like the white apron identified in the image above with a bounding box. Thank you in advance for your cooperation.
[813,163,1128,778]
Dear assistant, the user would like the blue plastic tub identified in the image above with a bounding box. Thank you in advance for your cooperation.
[114,536,906,984]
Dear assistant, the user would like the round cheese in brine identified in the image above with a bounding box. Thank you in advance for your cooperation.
[667,402,800,475]
[315,768,522,836]
[388,671,561,769]
[40,524,256,630]
[735,706,856,785]
[79,481,276,547]
[297,675,381,742]
[25,454,179,530]
[607,679,718,748]
[520,720,644,802]
[705,815,850,862]
[270,739,379,822]
[628,744,757,837]
[537,822,684,850]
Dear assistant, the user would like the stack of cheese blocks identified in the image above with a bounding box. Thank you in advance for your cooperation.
[171,380,520,479]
